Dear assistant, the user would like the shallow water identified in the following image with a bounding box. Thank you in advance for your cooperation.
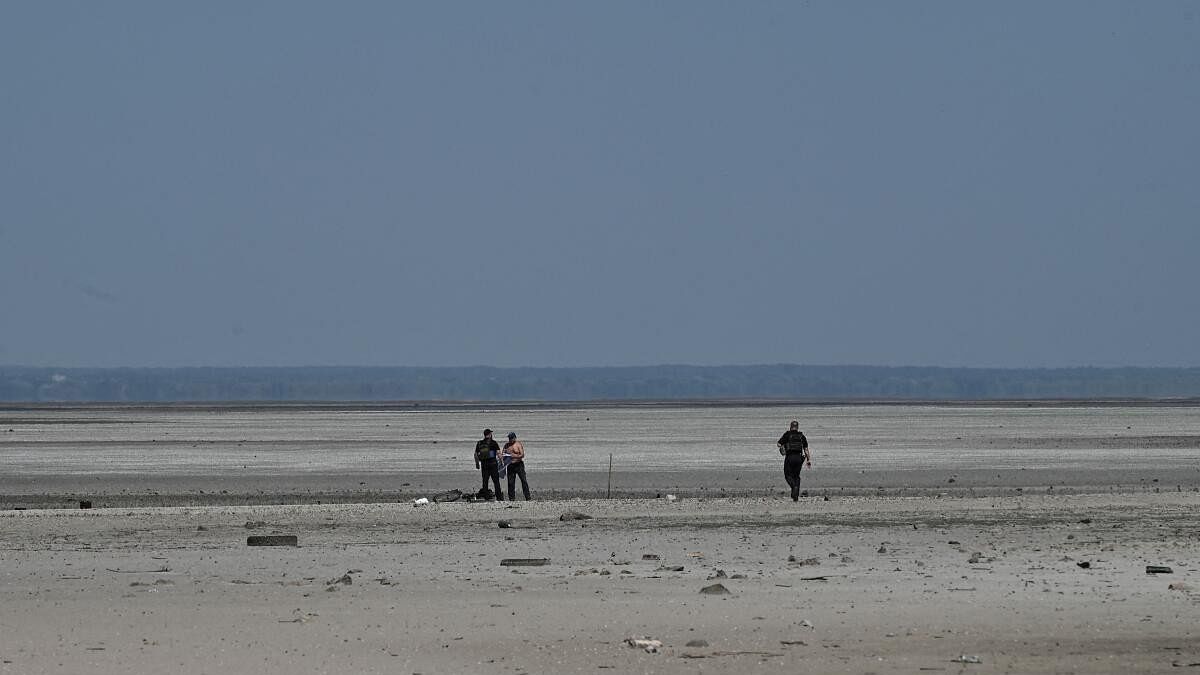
[2,403,1197,477]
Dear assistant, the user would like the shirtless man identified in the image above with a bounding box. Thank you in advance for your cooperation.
[502,432,532,501]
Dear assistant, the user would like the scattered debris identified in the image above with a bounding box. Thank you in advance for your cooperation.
[642,554,661,561]
[708,569,727,580]
[500,558,549,567]
[327,573,353,586]
[247,535,298,547]
[1169,583,1193,592]
[685,639,709,647]
[497,520,511,528]
[699,583,730,595]
[800,620,814,629]
[952,655,983,664]
[79,500,92,509]
[412,497,430,506]
[625,637,663,653]
[877,545,888,554]
[780,640,807,646]
[433,489,462,503]
[244,521,267,529]
[559,511,593,521]
[1077,561,1091,569]
[1147,566,1174,575]
[665,494,678,502]
[657,565,685,572]
[106,567,170,574]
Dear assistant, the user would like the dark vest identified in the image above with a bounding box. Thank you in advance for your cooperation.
[784,430,807,455]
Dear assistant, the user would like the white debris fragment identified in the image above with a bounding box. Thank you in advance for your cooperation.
[625,636,664,653]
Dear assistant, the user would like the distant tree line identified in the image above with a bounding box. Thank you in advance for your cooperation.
[2,365,1200,402]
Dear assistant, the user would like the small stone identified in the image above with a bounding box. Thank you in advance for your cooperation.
[685,639,709,648]
[699,583,730,595]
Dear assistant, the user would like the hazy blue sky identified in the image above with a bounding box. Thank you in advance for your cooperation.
[2,2,1198,368]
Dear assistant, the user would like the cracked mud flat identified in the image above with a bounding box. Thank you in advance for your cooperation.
[2,493,1198,674]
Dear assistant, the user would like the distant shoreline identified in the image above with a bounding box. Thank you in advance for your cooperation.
[5,364,1200,402]
[4,397,1200,413]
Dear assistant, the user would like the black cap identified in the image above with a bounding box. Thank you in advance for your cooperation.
[508,432,517,439]
[483,428,492,435]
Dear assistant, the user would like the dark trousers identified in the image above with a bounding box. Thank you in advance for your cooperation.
[783,453,806,500]
[480,460,503,500]
[507,461,531,501]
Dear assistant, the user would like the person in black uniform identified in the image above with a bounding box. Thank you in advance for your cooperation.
[475,428,504,501]
[777,420,811,501]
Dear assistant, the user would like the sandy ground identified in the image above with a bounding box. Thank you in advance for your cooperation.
[6,463,1200,509]
[2,491,1199,674]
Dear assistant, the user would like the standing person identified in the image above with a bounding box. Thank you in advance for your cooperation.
[777,420,811,502]
[475,429,504,501]
[503,432,532,501]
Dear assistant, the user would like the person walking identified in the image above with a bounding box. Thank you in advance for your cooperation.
[503,432,532,501]
[777,420,811,501]
[475,429,504,501]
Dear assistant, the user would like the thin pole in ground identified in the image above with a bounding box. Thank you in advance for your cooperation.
[607,453,613,499]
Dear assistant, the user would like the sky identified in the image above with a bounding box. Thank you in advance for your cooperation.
[2,2,1198,369]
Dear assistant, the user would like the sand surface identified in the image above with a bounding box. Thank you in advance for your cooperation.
[2,492,1199,674]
